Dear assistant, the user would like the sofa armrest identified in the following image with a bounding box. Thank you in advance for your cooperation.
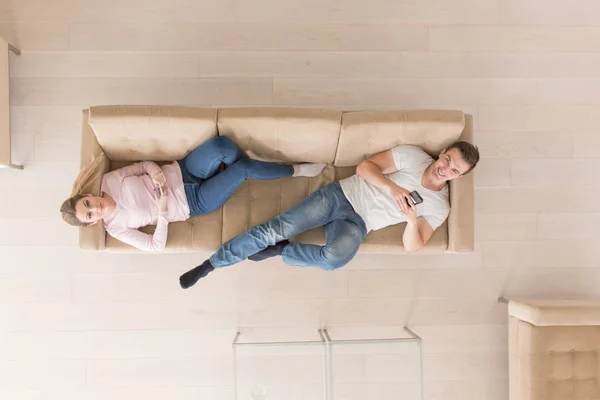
[79,109,110,251]
[509,300,600,326]
[446,114,474,253]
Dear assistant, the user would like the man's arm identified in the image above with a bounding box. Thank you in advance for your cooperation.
[356,149,415,214]
[403,216,435,252]
[355,149,399,192]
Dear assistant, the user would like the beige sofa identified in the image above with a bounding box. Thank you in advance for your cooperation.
[507,300,600,400]
[79,106,474,254]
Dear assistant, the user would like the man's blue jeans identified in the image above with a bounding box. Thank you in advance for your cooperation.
[209,182,368,271]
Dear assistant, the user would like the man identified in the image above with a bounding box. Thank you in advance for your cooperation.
[180,141,480,289]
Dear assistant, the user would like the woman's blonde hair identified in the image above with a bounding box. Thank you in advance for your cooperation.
[60,153,107,227]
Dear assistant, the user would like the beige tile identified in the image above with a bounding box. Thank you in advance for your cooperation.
[0,160,79,189]
[235,298,325,327]
[348,270,423,298]
[573,132,600,158]
[75,0,235,23]
[424,353,508,381]
[71,272,235,302]
[479,105,600,131]
[274,78,537,105]
[227,261,350,299]
[350,247,483,270]
[0,274,71,303]
[0,387,233,400]
[416,325,507,354]
[537,79,600,104]
[86,357,232,386]
[11,77,273,106]
[0,217,77,246]
[2,0,234,23]
[476,131,573,158]
[0,23,70,50]
[202,51,465,78]
[538,213,600,239]
[198,51,466,78]
[503,267,600,300]
[474,159,511,186]
[475,187,600,214]
[0,330,233,359]
[70,23,428,51]
[335,26,429,51]
[9,106,85,136]
[233,0,497,24]
[11,52,200,78]
[510,159,600,186]
[334,382,419,400]
[476,214,538,241]
[499,0,600,25]
[0,302,239,331]
[1,182,74,218]
[466,52,600,79]
[430,27,600,52]
[71,264,347,303]
[416,269,510,299]
[409,298,507,325]
[0,359,86,389]
[8,131,34,163]
[0,246,203,275]
[482,240,600,269]
[327,298,413,326]
[425,381,508,400]
[21,51,600,80]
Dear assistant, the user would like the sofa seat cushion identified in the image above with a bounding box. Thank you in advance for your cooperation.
[106,210,223,253]
[221,165,336,244]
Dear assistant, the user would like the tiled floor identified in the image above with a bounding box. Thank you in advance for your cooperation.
[1,1,599,399]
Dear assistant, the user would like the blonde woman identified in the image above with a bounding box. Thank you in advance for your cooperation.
[60,136,326,251]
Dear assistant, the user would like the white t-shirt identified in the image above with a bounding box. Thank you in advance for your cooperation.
[339,145,450,232]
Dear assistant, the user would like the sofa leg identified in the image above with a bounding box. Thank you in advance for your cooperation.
[9,163,23,170]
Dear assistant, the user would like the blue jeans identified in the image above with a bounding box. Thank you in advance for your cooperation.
[210,182,368,271]
[179,137,294,215]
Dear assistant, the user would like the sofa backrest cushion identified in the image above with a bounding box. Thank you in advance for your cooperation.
[88,106,218,161]
[217,108,342,163]
[334,110,465,167]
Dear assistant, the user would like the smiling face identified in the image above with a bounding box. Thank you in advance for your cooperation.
[431,147,472,182]
[74,195,114,224]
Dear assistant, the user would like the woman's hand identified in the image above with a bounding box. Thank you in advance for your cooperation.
[151,170,166,188]
[155,186,168,213]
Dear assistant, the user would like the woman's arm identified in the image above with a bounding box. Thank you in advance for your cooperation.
[116,161,163,179]
[107,214,169,252]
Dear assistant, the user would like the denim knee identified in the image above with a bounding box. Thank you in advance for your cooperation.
[210,136,237,152]
[320,247,354,271]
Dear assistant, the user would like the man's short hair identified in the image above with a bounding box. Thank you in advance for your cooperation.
[446,141,480,175]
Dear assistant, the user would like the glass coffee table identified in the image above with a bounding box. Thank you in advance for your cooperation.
[232,327,423,400]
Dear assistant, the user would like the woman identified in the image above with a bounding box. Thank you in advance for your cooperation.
[60,136,326,252]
